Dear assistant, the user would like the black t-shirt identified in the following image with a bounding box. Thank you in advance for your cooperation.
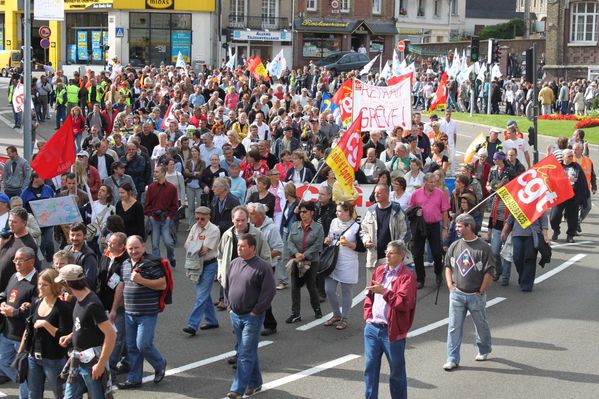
[97,252,128,311]
[72,292,108,351]
[0,234,39,293]
[375,206,393,260]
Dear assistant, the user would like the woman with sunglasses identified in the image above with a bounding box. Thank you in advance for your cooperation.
[322,202,361,330]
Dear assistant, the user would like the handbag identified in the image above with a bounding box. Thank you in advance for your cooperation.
[11,308,35,383]
[86,206,111,242]
[317,222,356,277]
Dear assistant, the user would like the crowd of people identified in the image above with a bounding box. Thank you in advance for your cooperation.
[0,55,596,398]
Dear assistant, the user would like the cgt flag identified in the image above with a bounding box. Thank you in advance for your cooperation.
[325,112,363,195]
[496,154,574,228]
[331,79,353,126]
[429,72,448,112]
[31,115,76,179]
[247,56,269,80]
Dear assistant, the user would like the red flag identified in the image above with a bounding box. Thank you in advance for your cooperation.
[245,55,255,67]
[331,79,353,126]
[496,154,574,228]
[387,72,413,86]
[429,72,448,111]
[324,112,363,194]
[31,115,76,179]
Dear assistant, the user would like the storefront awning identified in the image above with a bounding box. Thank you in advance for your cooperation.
[294,18,358,34]
[363,20,398,35]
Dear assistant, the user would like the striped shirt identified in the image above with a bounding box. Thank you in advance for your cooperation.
[122,254,165,315]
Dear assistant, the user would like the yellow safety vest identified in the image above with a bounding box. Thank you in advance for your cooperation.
[577,155,593,190]
[66,84,79,105]
[56,89,67,105]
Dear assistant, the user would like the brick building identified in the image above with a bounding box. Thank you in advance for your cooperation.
[293,0,397,67]
[545,0,599,80]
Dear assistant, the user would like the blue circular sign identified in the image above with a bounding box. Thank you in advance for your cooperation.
[40,38,50,49]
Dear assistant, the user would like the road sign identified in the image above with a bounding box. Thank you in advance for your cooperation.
[40,38,50,49]
[39,26,51,39]
[397,41,406,52]
[115,27,125,38]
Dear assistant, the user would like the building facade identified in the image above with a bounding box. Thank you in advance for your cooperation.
[221,0,293,68]
[545,0,599,79]
[516,0,548,20]
[1,0,216,69]
[395,0,466,44]
[292,0,397,67]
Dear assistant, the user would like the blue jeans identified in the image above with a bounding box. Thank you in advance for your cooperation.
[447,290,492,364]
[125,313,165,384]
[363,323,407,399]
[490,229,512,282]
[229,312,265,395]
[55,106,67,129]
[109,309,127,370]
[13,109,22,128]
[63,361,104,399]
[187,261,219,329]
[150,219,175,265]
[27,356,66,399]
[0,336,29,398]
[511,235,537,291]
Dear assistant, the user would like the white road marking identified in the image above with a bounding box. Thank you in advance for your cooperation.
[224,353,361,398]
[0,391,6,397]
[0,111,15,129]
[534,254,587,285]
[296,290,367,331]
[407,296,506,338]
[550,241,592,248]
[132,340,274,385]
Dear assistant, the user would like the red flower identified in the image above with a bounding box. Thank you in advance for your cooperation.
[575,119,599,129]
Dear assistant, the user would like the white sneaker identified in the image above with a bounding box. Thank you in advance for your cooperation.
[443,362,458,371]
[276,283,288,290]
[475,353,488,361]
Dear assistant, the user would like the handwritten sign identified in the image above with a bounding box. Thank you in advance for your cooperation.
[30,196,83,227]
[352,76,412,132]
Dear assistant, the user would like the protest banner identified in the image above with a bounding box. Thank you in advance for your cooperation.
[352,75,412,132]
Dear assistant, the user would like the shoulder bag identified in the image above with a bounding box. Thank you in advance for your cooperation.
[317,222,356,277]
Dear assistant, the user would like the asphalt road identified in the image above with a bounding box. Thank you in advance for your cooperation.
[1,76,598,398]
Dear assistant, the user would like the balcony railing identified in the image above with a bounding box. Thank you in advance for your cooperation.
[228,14,290,30]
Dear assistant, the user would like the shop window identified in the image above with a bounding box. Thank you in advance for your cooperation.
[570,2,598,43]
[65,13,108,65]
[302,34,342,58]
[307,0,317,11]
[129,12,192,67]
[369,36,384,53]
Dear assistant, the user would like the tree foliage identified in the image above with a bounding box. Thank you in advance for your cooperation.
[480,19,526,40]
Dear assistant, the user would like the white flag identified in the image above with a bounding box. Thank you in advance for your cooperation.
[491,64,502,80]
[380,61,391,80]
[225,47,236,69]
[392,49,402,76]
[476,62,487,82]
[176,51,186,69]
[405,62,415,75]
[448,51,461,78]
[266,49,287,79]
[360,54,379,76]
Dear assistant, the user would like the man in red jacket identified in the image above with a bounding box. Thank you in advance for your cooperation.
[144,165,179,267]
[363,240,417,399]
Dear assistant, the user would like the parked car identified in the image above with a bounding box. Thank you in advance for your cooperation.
[0,50,22,77]
[314,52,369,75]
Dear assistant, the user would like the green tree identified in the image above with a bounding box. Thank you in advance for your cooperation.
[480,19,526,40]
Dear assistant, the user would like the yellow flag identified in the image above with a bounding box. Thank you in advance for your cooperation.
[463,131,487,164]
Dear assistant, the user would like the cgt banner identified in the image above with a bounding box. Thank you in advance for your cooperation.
[496,154,574,228]
[352,74,412,132]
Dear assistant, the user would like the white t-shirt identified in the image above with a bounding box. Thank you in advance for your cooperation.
[503,138,530,167]
[439,119,457,149]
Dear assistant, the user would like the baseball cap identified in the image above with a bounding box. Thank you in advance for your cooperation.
[489,127,502,134]
[507,120,518,128]
[54,264,85,283]
[493,152,506,161]
[0,193,10,204]
[76,151,89,158]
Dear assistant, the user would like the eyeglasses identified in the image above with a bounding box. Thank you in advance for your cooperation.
[299,210,309,214]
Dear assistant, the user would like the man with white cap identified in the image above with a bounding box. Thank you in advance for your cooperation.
[57,264,116,398]
[439,110,457,175]
[475,128,504,166]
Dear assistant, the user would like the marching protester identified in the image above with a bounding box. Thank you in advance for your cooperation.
[363,240,417,399]
[224,234,276,399]
[444,214,494,371]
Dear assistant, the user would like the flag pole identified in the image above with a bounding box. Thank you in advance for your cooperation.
[467,191,497,215]
[307,158,328,186]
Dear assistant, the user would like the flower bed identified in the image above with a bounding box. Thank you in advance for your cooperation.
[575,118,599,129]
[538,114,584,121]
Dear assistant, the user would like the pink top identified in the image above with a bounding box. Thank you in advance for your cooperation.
[408,187,450,224]
[225,92,239,110]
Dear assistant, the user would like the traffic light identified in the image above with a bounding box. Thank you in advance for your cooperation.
[470,36,480,62]
[491,39,501,63]
[525,47,534,83]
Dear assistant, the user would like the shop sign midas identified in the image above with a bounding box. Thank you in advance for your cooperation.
[64,0,113,9]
